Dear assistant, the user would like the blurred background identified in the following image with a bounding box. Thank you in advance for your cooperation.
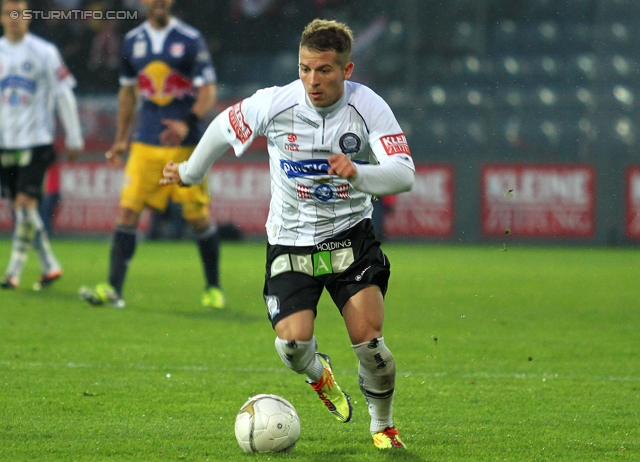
[4,0,640,245]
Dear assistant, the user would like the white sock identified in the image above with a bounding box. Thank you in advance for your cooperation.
[353,337,396,433]
[28,208,61,275]
[5,208,33,282]
[275,337,324,383]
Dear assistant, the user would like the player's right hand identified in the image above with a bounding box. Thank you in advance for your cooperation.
[160,161,184,186]
[328,153,357,180]
[105,142,128,166]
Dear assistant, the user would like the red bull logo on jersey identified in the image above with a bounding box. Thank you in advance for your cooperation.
[137,61,194,107]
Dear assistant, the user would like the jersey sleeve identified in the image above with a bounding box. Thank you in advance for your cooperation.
[119,37,137,87]
[219,88,274,157]
[191,35,217,87]
[46,44,76,94]
[365,93,414,170]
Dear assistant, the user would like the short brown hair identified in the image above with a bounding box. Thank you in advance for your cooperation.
[300,19,353,66]
[2,0,28,7]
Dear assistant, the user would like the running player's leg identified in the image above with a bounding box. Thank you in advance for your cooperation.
[343,287,404,448]
[79,206,139,308]
[80,143,149,307]
[185,213,224,308]
[4,199,61,289]
[267,249,352,423]
[161,145,224,308]
[2,146,60,288]
[29,204,62,289]
[2,200,33,288]
[328,219,404,447]
[178,175,224,308]
[108,207,140,297]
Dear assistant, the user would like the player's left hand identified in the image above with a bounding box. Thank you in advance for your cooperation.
[327,153,357,180]
[160,161,184,186]
[160,119,189,146]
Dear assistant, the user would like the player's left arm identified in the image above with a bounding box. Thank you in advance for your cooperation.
[50,46,84,159]
[328,93,414,196]
[160,83,216,146]
[328,152,414,196]
[56,86,84,160]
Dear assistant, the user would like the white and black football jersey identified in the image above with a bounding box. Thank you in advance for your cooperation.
[0,33,76,150]
[220,80,413,246]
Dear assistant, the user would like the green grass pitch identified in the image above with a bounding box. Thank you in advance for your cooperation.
[1,238,638,461]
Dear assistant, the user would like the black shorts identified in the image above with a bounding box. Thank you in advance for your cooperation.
[263,219,391,328]
[0,145,56,200]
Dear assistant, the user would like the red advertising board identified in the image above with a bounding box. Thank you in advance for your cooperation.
[0,162,150,233]
[384,165,454,237]
[626,166,640,239]
[207,163,271,234]
[0,162,271,234]
[481,164,595,238]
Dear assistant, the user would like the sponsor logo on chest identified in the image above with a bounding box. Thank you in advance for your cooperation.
[381,133,411,155]
[284,133,299,151]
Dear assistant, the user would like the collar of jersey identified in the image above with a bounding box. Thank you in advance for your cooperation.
[143,17,177,54]
[303,82,350,119]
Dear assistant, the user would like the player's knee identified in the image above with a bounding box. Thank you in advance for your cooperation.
[116,207,141,227]
[274,337,317,374]
[14,193,37,209]
[187,216,211,234]
[353,337,396,393]
[181,202,209,226]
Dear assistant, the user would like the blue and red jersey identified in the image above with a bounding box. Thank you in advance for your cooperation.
[119,17,216,146]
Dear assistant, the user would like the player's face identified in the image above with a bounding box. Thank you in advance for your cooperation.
[1,1,30,40]
[142,0,173,27]
[299,47,354,108]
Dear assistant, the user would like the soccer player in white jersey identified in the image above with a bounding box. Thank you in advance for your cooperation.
[162,19,414,449]
[0,0,83,290]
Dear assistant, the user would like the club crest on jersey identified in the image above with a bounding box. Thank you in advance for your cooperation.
[133,40,147,58]
[264,295,280,319]
[339,132,361,154]
[170,42,185,58]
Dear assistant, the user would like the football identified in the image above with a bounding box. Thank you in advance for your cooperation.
[234,394,301,453]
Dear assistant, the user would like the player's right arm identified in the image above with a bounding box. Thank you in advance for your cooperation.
[161,88,273,187]
[106,85,137,165]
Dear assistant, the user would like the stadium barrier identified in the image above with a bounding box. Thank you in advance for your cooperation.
[2,161,639,242]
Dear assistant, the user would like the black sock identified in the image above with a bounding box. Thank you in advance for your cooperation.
[195,225,220,289]
[108,225,137,296]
